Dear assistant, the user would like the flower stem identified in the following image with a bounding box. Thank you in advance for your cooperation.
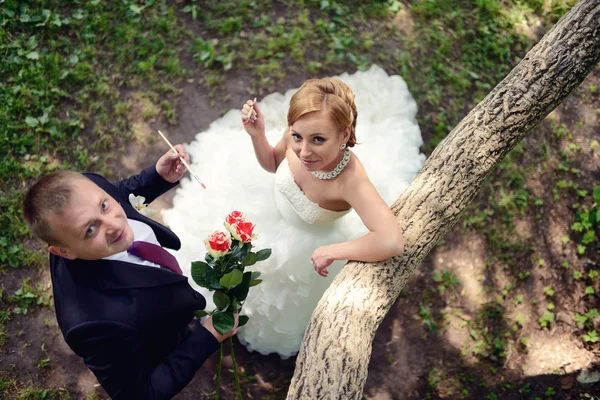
[229,337,242,399]
[216,342,223,399]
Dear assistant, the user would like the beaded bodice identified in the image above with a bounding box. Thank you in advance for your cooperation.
[274,158,351,226]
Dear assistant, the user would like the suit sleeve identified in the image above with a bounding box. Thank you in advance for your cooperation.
[112,164,179,204]
[66,321,220,400]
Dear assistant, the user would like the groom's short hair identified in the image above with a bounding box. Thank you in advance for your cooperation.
[23,170,86,245]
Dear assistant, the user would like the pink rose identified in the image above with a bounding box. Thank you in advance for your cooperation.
[204,231,232,259]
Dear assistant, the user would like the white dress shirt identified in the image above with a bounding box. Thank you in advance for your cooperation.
[102,219,162,269]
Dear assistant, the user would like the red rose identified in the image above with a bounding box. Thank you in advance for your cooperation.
[225,210,245,226]
[204,231,232,259]
[231,219,256,243]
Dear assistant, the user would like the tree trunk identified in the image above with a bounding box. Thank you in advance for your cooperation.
[287,1,600,399]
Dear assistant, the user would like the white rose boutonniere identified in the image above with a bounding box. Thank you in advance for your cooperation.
[128,194,157,218]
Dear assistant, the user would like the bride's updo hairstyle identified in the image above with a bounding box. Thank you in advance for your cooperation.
[287,78,358,148]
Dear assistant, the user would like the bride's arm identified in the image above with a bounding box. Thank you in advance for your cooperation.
[250,129,288,173]
[242,100,288,173]
[312,177,404,276]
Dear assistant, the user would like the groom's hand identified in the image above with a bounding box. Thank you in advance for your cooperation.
[156,144,191,183]
[202,313,239,342]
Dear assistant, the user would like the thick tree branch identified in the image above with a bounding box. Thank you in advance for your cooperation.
[287,1,600,398]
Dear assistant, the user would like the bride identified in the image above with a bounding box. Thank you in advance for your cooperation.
[162,65,426,358]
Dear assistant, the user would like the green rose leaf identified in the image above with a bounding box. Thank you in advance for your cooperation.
[220,268,243,289]
[230,241,249,263]
[212,312,235,335]
[191,261,211,288]
[193,310,208,318]
[238,315,249,327]
[250,279,262,287]
[256,248,272,261]
[213,291,231,311]
[232,272,252,302]
[242,252,258,267]
[230,297,240,313]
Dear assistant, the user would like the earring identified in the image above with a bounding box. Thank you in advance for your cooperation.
[340,143,347,150]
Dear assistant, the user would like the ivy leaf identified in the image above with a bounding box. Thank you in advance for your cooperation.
[72,9,85,20]
[51,14,62,27]
[212,312,235,335]
[27,35,37,49]
[582,230,595,245]
[583,330,599,343]
[25,116,38,127]
[213,291,230,311]
[129,5,143,14]
[256,248,272,261]
[220,269,243,289]
[593,185,600,204]
[238,315,249,327]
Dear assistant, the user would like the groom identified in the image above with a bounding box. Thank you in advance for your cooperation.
[23,145,237,400]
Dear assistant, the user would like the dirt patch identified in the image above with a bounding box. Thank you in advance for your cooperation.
[3,38,599,400]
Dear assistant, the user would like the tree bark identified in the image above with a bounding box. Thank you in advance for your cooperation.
[287,1,600,399]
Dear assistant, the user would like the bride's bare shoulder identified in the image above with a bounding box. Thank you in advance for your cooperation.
[339,151,369,186]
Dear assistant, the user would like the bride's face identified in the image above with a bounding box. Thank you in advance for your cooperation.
[290,110,348,172]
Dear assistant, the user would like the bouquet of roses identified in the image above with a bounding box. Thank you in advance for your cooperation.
[191,210,270,399]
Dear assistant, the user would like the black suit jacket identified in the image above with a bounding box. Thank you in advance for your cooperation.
[50,165,219,400]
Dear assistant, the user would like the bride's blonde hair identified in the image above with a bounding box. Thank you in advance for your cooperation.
[287,78,358,147]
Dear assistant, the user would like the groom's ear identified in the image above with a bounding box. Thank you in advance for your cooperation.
[48,245,77,260]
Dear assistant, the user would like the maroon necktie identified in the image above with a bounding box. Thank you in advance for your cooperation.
[127,241,182,275]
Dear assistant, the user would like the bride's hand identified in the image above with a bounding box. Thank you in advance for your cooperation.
[311,246,335,277]
[241,99,265,138]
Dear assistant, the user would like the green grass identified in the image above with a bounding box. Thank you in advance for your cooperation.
[1,0,594,398]
[16,387,71,400]
[1,0,189,270]
[399,0,578,150]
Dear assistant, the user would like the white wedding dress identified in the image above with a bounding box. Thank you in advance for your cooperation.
[161,65,426,358]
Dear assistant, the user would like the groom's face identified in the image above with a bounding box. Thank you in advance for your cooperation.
[47,178,134,260]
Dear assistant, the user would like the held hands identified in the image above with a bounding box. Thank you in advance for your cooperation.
[202,313,240,342]
[311,246,335,277]
[156,144,190,183]
[240,99,265,138]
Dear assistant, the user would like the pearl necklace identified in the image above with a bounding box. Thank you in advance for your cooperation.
[312,149,351,180]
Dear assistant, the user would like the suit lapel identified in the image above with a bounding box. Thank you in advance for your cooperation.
[61,257,187,290]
